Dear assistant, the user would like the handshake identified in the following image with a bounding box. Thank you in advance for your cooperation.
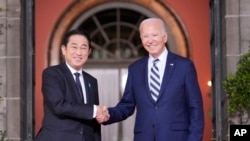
[96,105,110,124]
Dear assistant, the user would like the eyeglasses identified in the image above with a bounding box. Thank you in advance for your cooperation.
[69,46,89,53]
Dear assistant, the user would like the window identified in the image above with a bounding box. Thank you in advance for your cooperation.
[79,8,148,61]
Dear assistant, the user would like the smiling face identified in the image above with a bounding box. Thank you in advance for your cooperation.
[139,18,168,58]
[61,34,91,70]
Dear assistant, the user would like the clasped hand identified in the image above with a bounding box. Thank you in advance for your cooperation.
[96,105,110,124]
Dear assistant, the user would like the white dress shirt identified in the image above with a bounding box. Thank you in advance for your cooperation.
[66,63,87,104]
[66,62,97,118]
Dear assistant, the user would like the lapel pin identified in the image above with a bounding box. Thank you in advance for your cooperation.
[170,63,174,66]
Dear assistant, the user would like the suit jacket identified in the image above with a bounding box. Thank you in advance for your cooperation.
[105,51,204,141]
[35,62,101,141]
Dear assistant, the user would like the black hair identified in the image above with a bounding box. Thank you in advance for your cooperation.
[61,29,92,49]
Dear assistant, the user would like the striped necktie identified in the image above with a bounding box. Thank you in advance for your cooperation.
[150,59,160,101]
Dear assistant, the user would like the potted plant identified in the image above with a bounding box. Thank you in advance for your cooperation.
[223,50,250,124]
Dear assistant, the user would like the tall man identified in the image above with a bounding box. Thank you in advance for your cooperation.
[102,18,204,141]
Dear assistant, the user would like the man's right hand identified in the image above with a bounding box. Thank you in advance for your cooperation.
[96,105,110,124]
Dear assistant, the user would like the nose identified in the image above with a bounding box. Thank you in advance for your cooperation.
[147,37,154,44]
[75,48,82,54]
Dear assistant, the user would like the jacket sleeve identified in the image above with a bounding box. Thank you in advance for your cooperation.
[185,62,204,141]
[104,68,136,124]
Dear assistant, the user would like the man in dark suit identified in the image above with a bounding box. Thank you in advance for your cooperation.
[35,29,109,141]
[101,18,204,141]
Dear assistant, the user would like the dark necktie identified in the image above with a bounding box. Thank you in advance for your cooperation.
[74,72,84,102]
[150,59,160,101]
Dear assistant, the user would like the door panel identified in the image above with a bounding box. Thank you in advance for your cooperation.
[85,68,135,141]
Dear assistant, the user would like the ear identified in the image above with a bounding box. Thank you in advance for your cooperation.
[88,48,92,55]
[61,45,66,55]
[164,32,168,43]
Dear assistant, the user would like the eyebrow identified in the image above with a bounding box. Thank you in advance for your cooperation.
[70,43,88,47]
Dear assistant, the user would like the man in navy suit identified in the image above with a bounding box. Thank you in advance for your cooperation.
[102,18,204,141]
[35,29,109,141]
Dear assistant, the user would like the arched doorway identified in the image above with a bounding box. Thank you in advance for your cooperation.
[47,1,189,140]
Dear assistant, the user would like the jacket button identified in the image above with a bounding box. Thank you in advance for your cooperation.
[154,106,158,109]
[80,131,83,134]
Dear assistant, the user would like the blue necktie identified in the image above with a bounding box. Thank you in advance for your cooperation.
[150,59,160,101]
[74,73,84,102]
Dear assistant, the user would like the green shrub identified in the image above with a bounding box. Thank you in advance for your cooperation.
[0,130,6,141]
[223,50,250,115]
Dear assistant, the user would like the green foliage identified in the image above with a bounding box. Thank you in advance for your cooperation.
[0,130,6,141]
[223,50,250,114]
[0,98,4,141]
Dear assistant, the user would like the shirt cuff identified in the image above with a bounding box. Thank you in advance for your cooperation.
[93,105,97,118]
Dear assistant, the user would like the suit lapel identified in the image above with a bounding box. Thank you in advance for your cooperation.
[141,57,157,103]
[157,52,175,101]
[61,63,83,103]
[82,72,91,104]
